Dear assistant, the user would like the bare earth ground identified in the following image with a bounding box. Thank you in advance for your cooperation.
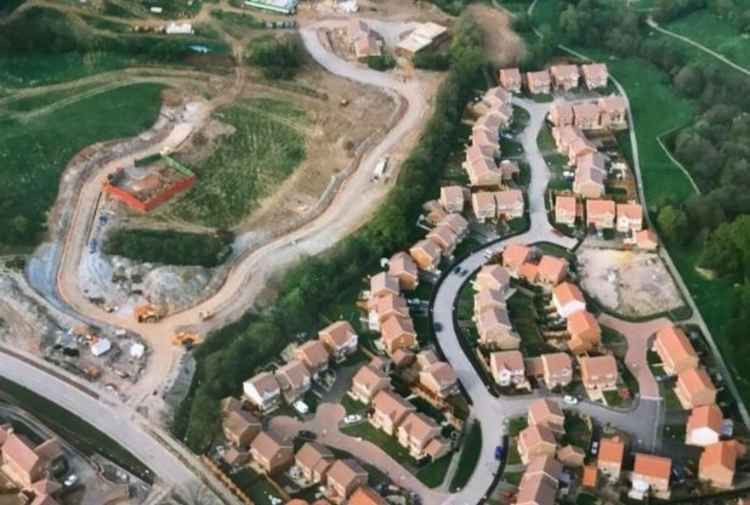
[578,244,685,317]
[467,4,527,66]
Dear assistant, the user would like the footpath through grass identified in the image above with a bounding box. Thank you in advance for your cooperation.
[0,82,164,251]
[665,9,750,70]
[162,102,306,228]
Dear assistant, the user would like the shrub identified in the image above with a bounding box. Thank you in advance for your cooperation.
[103,229,233,267]
[247,36,302,79]
[366,53,396,71]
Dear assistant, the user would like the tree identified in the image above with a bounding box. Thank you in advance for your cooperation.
[657,205,689,243]
[674,65,705,98]
[559,4,581,43]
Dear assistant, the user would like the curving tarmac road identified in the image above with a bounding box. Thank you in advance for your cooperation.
[430,96,664,504]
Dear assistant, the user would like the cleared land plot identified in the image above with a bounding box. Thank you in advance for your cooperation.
[467,4,527,66]
[161,102,306,228]
[666,10,750,70]
[0,82,164,251]
[578,245,684,318]
[103,228,232,267]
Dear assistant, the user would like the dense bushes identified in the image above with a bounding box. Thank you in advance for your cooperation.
[172,14,487,453]
[103,229,233,267]
[414,50,452,71]
[366,53,396,71]
[652,0,707,23]
[246,36,302,79]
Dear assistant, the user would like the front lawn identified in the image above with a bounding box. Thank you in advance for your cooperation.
[416,453,454,488]
[341,422,415,469]
[507,292,552,356]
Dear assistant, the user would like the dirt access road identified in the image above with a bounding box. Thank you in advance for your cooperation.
[53,19,431,417]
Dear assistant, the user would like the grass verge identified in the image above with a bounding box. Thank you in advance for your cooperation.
[449,420,482,492]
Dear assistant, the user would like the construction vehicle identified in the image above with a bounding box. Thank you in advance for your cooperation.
[172,332,204,348]
[198,310,214,321]
[134,304,164,323]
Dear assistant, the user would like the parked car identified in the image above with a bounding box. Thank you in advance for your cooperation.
[590,440,599,456]
[298,430,317,440]
[343,414,362,424]
[563,395,578,405]
[494,445,505,461]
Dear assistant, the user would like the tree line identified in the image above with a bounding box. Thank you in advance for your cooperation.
[171,14,488,452]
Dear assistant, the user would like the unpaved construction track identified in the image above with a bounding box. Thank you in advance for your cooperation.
[42,16,429,422]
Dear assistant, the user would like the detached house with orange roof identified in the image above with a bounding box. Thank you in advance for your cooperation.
[528,398,565,434]
[567,135,597,165]
[380,315,417,355]
[490,350,526,387]
[630,453,672,500]
[675,367,717,409]
[516,471,559,505]
[526,69,551,95]
[349,486,388,505]
[370,390,416,436]
[597,436,625,480]
[567,310,601,354]
[550,64,580,90]
[616,202,643,233]
[573,102,601,130]
[555,195,578,226]
[549,100,574,127]
[541,352,573,389]
[586,199,616,230]
[574,152,607,199]
[275,359,312,402]
[552,282,586,318]
[0,432,61,488]
[388,252,419,290]
[518,424,557,464]
[635,229,659,251]
[494,189,525,220]
[474,288,507,316]
[397,412,448,460]
[699,440,746,489]
[499,68,522,93]
[581,63,608,89]
[369,272,399,299]
[476,264,511,293]
[440,185,466,213]
[223,409,261,448]
[537,255,568,286]
[326,459,368,504]
[476,307,520,350]
[472,192,497,223]
[503,243,533,276]
[427,224,459,257]
[653,325,699,376]
[480,86,511,111]
[580,355,618,394]
[686,404,724,447]
[599,95,628,129]
[296,340,330,378]
[319,321,358,362]
[243,372,281,413]
[409,239,442,273]
[250,431,293,474]
[369,293,409,331]
[419,361,459,398]
[350,363,391,404]
[295,442,335,484]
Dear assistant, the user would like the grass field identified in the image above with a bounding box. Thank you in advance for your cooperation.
[2,83,105,112]
[0,82,164,251]
[449,420,482,492]
[162,102,306,228]
[666,9,750,70]
[103,228,233,267]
